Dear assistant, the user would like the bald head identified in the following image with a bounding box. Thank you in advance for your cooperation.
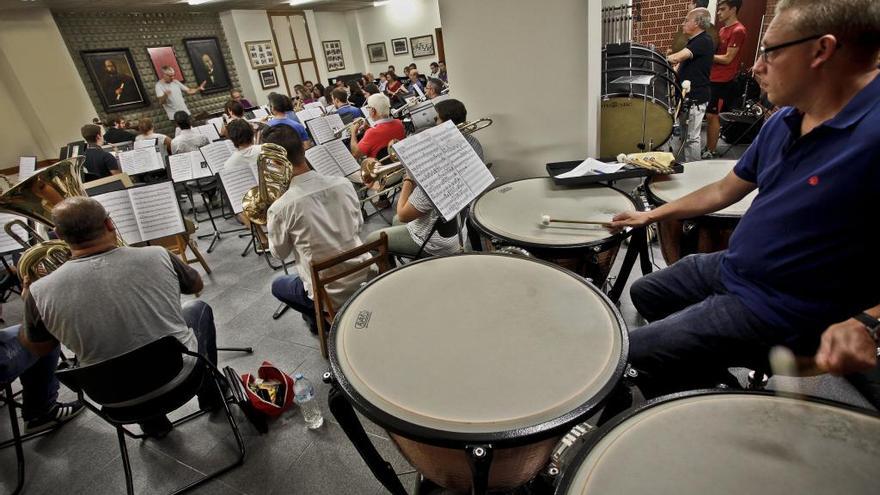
[52,197,111,246]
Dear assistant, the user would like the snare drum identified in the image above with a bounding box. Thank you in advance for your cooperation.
[469,178,637,284]
[646,160,757,265]
[330,254,628,493]
[556,391,880,495]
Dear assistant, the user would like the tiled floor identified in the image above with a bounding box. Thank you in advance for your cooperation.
[1,144,875,494]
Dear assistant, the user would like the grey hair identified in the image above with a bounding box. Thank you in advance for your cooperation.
[690,8,713,31]
[776,0,880,56]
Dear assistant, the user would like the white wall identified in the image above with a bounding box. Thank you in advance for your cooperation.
[0,8,96,165]
[312,11,361,82]
[353,0,442,76]
[439,0,601,180]
[220,10,278,107]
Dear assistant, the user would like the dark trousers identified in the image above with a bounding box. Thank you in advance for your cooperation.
[271,275,316,327]
[0,325,60,421]
[629,252,782,398]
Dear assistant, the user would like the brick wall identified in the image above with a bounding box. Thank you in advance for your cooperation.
[632,0,691,50]
[53,11,241,136]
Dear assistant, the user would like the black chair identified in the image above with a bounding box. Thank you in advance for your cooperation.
[396,208,468,262]
[0,382,25,495]
[55,336,245,495]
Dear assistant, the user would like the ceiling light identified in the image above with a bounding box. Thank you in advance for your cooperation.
[289,0,318,5]
[373,1,390,6]
[186,0,213,5]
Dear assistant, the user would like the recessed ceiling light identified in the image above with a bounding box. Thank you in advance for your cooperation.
[289,0,318,5]
[186,0,213,5]
[373,1,390,6]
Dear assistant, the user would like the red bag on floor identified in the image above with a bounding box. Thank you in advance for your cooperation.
[240,361,295,417]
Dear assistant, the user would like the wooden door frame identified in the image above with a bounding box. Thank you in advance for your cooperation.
[434,27,445,62]
[267,10,321,95]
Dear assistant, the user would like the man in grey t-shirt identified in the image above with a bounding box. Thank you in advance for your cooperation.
[19,197,221,438]
[155,66,206,120]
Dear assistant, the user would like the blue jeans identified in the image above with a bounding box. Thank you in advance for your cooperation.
[182,300,217,366]
[0,325,60,421]
[271,275,315,324]
[629,252,782,397]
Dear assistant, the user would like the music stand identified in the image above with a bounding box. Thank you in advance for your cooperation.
[610,74,656,152]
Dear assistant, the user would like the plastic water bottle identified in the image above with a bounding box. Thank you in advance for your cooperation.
[293,373,324,429]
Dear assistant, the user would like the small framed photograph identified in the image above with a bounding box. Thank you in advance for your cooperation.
[391,37,408,55]
[410,34,435,58]
[323,40,345,71]
[259,67,279,89]
[367,42,388,63]
[244,40,276,69]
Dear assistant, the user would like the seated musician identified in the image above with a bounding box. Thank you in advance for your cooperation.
[330,88,363,120]
[135,117,172,155]
[407,69,426,99]
[170,111,209,154]
[219,99,245,138]
[364,99,482,257]
[19,197,222,438]
[103,115,135,144]
[80,124,121,181]
[425,78,444,100]
[350,93,405,161]
[267,92,312,148]
[264,125,372,335]
[225,119,267,247]
[610,0,880,398]
[385,70,405,104]
[348,81,367,108]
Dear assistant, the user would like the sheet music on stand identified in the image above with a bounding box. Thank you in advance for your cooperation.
[92,181,185,244]
[305,139,359,177]
[305,114,345,145]
[392,120,493,222]
[200,140,234,175]
[218,164,258,215]
[118,148,165,176]
[304,102,324,111]
[195,124,221,142]
[169,151,213,183]
[250,107,269,120]
[18,156,37,181]
[133,138,157,150]
[207,117,225,136]
[297,107,325,125]
[0,213,28,254]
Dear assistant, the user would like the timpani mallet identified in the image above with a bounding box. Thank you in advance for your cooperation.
[541,214,611,227]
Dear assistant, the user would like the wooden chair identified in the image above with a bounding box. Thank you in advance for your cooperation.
[147,218,211,274]
[310,233,393,358]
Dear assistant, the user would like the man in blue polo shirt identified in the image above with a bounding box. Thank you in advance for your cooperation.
[267,92,312,148]
[611,0,880,397]
[330,88,363,121]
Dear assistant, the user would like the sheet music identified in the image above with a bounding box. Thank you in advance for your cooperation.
[128,182,185,242]
[305,145,344,177]
[297,107,325,125]
[326,114,345,135]
[168,151,212,183]
[200,141,232,175]
[325,140,360,176]
[0,213,29,253]
[219,166,258,214]
[92,189,143,244]
[392,120,493,221]
[251,108,269,119]
[304,102,324,111]
[18,156,36,181]
[118,148,164,175]
[196,124,220,142]
[306,117,336,145]
[207,117,225,136]
[133,139,156,150]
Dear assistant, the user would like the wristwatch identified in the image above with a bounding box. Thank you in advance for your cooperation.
[853,312,880,342]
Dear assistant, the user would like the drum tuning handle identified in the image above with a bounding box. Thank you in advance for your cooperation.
[322,371,333,384]
[465,444,494,495]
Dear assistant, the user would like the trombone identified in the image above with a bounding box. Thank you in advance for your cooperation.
[333,117,367,139]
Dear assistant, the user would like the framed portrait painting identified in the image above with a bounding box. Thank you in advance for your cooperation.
[367,42,388,63]
[410,35,435,58]
[183,37,231,94]
[391,37,408,55]
[244,40,276,69]
[80,48,149,113]
[322,40,345,72]
[259,67,279,90]
[146,46,184,82]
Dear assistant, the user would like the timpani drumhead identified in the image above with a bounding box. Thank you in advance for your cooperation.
[648,160,757,217]
[557,392,880,495]
[331,254,626,439]
[472,179,636,248]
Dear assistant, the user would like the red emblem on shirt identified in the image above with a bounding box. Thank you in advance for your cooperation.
[808,175,819,186]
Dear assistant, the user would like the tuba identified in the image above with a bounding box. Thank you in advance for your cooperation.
[241,143,295,225]
[0,157,123,283]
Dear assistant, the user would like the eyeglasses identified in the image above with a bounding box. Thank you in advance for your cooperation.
[759,34,824,64]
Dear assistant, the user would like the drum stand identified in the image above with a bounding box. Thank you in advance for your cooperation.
[607,226,653,303]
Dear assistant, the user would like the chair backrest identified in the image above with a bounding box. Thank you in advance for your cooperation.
[56,336,186,406]
[310,232,392,358]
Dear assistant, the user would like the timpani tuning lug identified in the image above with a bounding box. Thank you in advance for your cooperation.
[322,371,333,384]
[682,220,696,234]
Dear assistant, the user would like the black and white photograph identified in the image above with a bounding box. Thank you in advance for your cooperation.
[245,40,276,69]
[391,37,408,55]
[259,67,279,89]
[183,37,231,94]
[322,40,345,71]
[410,34,435,58]
[81,48,149,112]
[367,42,388,63]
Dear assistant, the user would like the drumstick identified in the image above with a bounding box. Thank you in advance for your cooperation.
[541,215,610,227]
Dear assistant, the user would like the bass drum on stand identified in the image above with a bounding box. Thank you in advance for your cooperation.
[601,43,682,158]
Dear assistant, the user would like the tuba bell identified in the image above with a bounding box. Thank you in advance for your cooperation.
[241,143,295,225]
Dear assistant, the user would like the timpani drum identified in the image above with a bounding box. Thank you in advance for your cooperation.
[329,254,628,493]
[555,391,880,495]
[646,160,757,265]
[469,178,637,285]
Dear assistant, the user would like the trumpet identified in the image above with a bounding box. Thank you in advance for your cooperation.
[334,117,367,139]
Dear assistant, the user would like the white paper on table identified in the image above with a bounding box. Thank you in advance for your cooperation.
[18,156,36,181]
[219,166,258,214]
[133,139,157,150]
[0,213,29,253]
[554,158,625,179]
[118,148,164,175]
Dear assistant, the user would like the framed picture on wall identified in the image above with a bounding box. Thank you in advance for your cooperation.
[367,42,388,63]
[146,46,184,82]
[183,37,231,94]
[244,40,276,69]
[322,40,345,72]
[259,67,279,90]
[80,48,150,113]
[391,37,408,55]
[410,35,435,58]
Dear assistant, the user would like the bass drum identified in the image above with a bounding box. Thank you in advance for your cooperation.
[601,43,681,158]
[555,391,880,495]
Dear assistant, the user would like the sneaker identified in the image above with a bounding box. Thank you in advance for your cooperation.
[302,313,319,335]
[24,400,85,434]
[701,149,716,159]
